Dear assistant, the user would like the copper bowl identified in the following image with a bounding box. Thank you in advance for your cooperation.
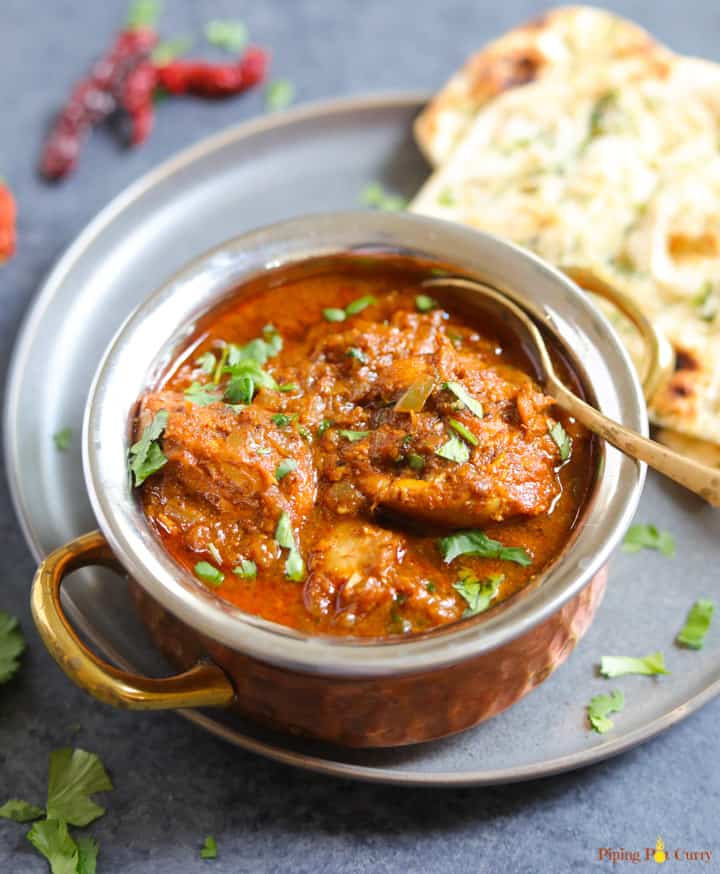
[31,212,656,747]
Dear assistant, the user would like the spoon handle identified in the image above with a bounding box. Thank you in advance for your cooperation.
[552,381,720,508]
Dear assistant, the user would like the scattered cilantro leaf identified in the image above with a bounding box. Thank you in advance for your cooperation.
[323,308,346,323]
[195,351,216,375]
[274,512,305,581]
[184,381,222,407]
[285,548,305,582]
[415,294,437,313]
[437,188,457,207]
[76,835,99,874]
[425,582,436,593]
[435,434,470,463]
[265,79,295,111]
[224,375,254,405]
[297,425,312,441]
[442,381,483,418]
[338,429,370,442]
[600,652,669,677]
[151,35,192,64]
[278,382,298,392]
[0,611,25,684]
[46,748,113,827]
[549,421,572,462]
[587,689,624,733]
[200,835,218,859]
[194,562,224,587]
[438,530,532,566]
[0,799,44,822]
[233,560,257,579]
[204,19,248,52]
[622,524,675,558]
[449,419,478,447]
[693,282,717,323]
[27,818,79,874]
[127,0,161,30]
[271,413,298,428]
[53,428,72,452]
[207,543,222,565]
[129,410,168,487]
[407,453,425,472]
[453,571,504,617]
[345,295,376,316]
[347,347,367,363]
[676,599,715,649]
[317,419,332,436]
[360,182,407,212]
[276,459,297,481]
[274,512,295,550]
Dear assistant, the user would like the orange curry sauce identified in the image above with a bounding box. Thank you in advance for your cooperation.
[136,256,595,638]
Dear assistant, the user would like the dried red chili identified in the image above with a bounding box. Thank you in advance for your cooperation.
[119,59,159,145]
[0,184,16,260]
[155,46,268,98]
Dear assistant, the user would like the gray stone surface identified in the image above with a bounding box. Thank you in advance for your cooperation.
[1,1,719,871]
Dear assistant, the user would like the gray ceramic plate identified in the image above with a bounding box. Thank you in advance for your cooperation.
[5,93,720,786]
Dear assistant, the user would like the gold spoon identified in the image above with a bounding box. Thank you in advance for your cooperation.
[423,276,720,508]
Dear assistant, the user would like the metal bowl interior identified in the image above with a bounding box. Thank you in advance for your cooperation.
[83,211,646,677]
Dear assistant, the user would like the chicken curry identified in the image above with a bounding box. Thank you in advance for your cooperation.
[132,256,595,638]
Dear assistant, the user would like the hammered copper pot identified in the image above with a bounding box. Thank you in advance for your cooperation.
[31,213,660,748]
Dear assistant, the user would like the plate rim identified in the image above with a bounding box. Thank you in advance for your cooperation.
[5,89,720,786]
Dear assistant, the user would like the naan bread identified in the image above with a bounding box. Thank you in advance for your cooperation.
[412,48,720,447]
[414,6,669,167]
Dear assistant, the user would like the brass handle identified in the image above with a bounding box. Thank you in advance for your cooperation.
[31,530,236,710]
[562,265,675,403]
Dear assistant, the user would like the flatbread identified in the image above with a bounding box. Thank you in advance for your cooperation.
[414,6,670,167]
[411,47,720,447]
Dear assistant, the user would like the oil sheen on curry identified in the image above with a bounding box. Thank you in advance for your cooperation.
[133,256,594,638]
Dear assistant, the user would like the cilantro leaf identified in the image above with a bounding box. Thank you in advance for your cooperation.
[274,511,294,550]
[195,351,216,374]
[549,421,572,462]
[265,79,295,112]
[285,548,305,583]
[127,0,161,30]
[204,19,248,52]
[278,382,298,392]
[151,35,192,65]
[407,453,425,472]
[0,611,25,684]
[184,381,222,407]
[443,381,483,418]
[317,419,332,436]
[587,689,624,733]
[435,434,470,463]
[224,374,254,405]
[437,188,457,207]
[347,347,367,363]
[0,799,44,822]
[448,418,478,447]
[439,530,532,566]
[194,562,224,587]
[360,182,407,212]
[274,512,305,581]
[76,836,99,874]
[46,748,112,827]
[676,599,715,649]
[622,524,675,558]
[53,428,72,452]
[323,307,346,323]
[275,459,297,481]
[338,429,370,442]
[600,652,669,677]
[200,835,218,859]
[415,294,437,313]
[233,560,257,579]
[129,411,168,487]
[207,543,222,565]
[453,571,503,617]
[345,295,376,316]
[27,818,79,874]
[271,413,298,428]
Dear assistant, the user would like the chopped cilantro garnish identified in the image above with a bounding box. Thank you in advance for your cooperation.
[437,188,456,207]
[587,689,624,733]
[233,560,257,579]
[204,19,248,52]
[127,0,161,29]
[274,512,305,581]
[297,425,312,441]
[265,79,296,112]
[360,182,407,212]
[45,748,112,826]
[323,308,346,323]
[27,818,81,873]
[425,582,436,593]
[347,347,367,363]
[194,562,224,587]
[407,453,425,472]
[453,570,503,617]
[195,351,216,374]
[693,282,717,323]
[129,410,168,487]
[338,429,370,442]
[415,294,437,313]
[435,434,470,463]
[0,799,43,822]
[345,295,376,316]
[449,418,478,447]
[285,548,305,582]
[207,543,222,565]
[276,458,298,481]
[442,381,483,418]
[184,381,222,406]
[278,382,299,392]
[676,599,714,649]
[151,35,192,64]
[200,835,218,859]
[548,421,572,461]
[600,652,669,677]
[439,530,532,566]
[53,428,72,451]
[317,419,333,436]
[0,611,25,685]
[224,375,255,405]
[271,413,298,428]
[622,524,675,558]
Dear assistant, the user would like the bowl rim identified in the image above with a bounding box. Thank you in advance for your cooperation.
[83,210,646,677]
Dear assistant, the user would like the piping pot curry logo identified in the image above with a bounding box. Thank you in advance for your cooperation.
[597,837,713,864]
